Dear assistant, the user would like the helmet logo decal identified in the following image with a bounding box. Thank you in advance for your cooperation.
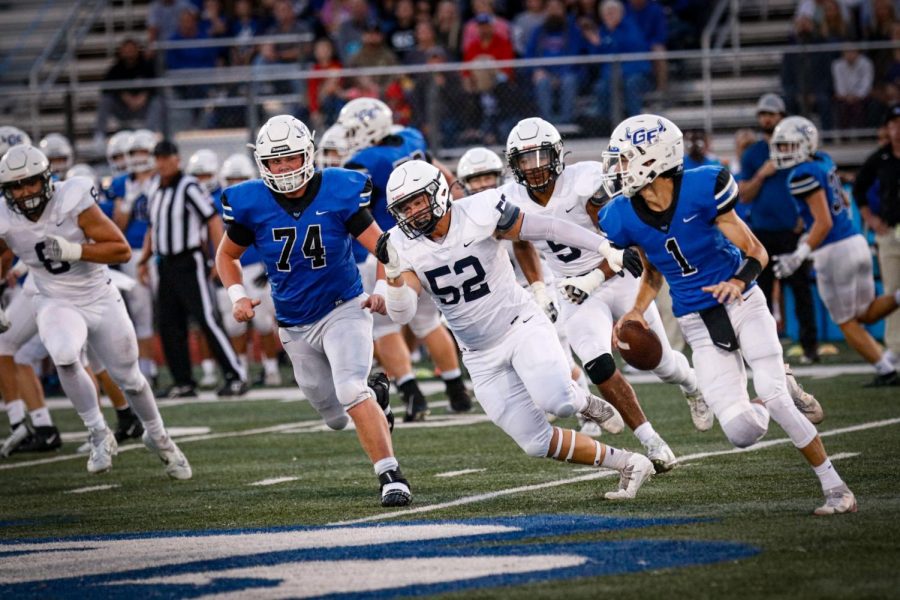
[625,119,666,146]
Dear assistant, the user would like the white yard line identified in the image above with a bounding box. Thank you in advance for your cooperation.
[434,469,487,478]
[249,477,300,487]
[64,484,120,494]
[829,452,860,461]
[329,417,900,526]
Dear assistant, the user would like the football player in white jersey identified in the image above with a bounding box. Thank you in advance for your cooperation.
[316,123,351,169]
[0,145,190,478]
[499,117,711,473]
[378,160,655,500]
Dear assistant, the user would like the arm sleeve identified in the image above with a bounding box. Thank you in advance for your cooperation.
[852,153,879,208]
[713,168,739,216]
[345,207,375,237]
[518,213,604,251]
[185,182,217,221]
[226,222,254,247]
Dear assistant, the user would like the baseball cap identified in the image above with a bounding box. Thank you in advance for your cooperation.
[475,13,494,24]
[884,104,900,124]
[153,140,179,156]
[363,18,384,33]
[756,93,786,115]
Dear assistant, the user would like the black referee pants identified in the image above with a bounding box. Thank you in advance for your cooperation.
[754,229,819,358]
[157,250,243,387]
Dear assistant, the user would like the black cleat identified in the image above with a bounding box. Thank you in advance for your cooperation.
[368,372,394,432]
[17,425,62,453]
[114,408,144,443]
[163,385,198,399]
[379,468,412,507]
[863,371,900,387]
[399,380,429,422]
[445,376,473,413]
[217,378,249,397]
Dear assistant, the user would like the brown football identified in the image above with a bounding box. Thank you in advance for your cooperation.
[616,320,663,371]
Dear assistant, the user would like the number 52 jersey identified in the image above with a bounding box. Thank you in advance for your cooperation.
[0,176,112,305]
[389,192,535,351]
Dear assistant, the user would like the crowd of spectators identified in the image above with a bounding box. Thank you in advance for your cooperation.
[784,0,900,132]
[96,0,707,146]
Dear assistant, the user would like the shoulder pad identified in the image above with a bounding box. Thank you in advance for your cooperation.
[58,176,98,214]
[569,161,606,198]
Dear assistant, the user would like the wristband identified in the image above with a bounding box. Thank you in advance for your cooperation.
[734,256,762,287]
[373,278,388,298]
[227,284,249,304]
[10,261,28,277]
[795,242,812,261]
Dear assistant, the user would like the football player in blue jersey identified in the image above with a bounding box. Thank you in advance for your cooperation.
[110,129,158,386]
[771,117,900,387]
[597,114,856,515]
[215,115,411,508]
[338,97,472,421]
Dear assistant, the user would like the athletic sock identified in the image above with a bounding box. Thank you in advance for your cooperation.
[440,368,462,381]
[874,353,895,375]
[57,363,107,433]
[396,372,415,387]
[634,422,658,446]
[29,407,53,427]
[374,456,399,476]
[6,399,26,426]
[201,359,216,377]
[813,458,844,491]
[599,444,631,470]
[263,357,279,376]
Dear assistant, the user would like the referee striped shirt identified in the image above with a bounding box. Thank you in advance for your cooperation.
[149,172,216,256]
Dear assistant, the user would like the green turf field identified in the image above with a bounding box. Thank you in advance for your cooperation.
[1,365,899,598]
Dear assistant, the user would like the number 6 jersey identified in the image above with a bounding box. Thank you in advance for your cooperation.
[0,176,112,305]
[389,192,535,351]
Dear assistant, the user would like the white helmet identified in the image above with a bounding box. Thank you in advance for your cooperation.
[66,163,98,186]
[125,129,158,173]
[0,126,32,157]
[505,117,564,193]
[253,114,316,194]
[106,129,133,175]
[187,149,221,193]
[457,147,504,194]
[38,133,74,175]
[0,145,54,218]
[316,123,351,169]
[220,153,256,186]
[337,97,393,155]
[602,114,683,198]
[770,116,819,170]
[386,159,451,239]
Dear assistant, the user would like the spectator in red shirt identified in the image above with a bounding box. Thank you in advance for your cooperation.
[462,0,512,49]
[308,37,345,131]
[463,14,515,79]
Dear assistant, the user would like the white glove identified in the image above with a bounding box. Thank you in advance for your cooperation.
[530,281,558,322]
[121,177,142,213]
[0,307,9,334]
[558,268,607,304]
[597,239,624,274]
[43,234,82,262]
[773,242,811,279]
[377,234,405,279]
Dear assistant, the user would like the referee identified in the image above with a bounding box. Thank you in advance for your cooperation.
[138,140,246,398]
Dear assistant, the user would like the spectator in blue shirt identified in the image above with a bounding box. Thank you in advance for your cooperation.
[589,0,651,121]
[165,8,219,70]
[526,0,588,125]
[682,129,722,170]
[626,0,668,92]
[738,93,819,362]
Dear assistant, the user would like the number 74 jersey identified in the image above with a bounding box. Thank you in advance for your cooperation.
[0,176,112,305]
[389,192,535,351]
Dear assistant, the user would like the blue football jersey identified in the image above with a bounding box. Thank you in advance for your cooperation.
[599,166,746,317]
[786,152,857,248]
[345,127,428,262]
[222,170,372,326]
[107,173,151,249]
[213,186,260,266]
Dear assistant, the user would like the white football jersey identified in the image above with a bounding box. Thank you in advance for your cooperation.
[0,176,112,305]
[497,161,607,278]
[390,191,536,351]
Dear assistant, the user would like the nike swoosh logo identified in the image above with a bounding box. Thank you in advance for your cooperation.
[565,206,576,213]
[463,240,475,247]
[683,214,698,223]
[316,210,328,215]
[522,315,534,323]
[56,220,65,227]
[45,435,58,444]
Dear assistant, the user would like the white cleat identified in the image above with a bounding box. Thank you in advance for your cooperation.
[76,437,92,455]
[682,387,714,432]
[785,363,824,424]
[264,370,283,387]
[143,432,193,480]
[87,429,118,474]
[199,372,219,388]
[644,435,678,473]
[814,484,857,516]
[604,453,654,500]
[0,423,30,458]
[581,394,624,434]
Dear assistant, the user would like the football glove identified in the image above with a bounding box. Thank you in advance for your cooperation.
[43,235,82,262]
[621,247,643,278]
[773,242,811,279]
[558,269,606,305]
[375,231,404,279]
[530,281,558,322]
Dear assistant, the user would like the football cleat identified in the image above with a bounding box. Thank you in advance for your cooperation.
[18,425,63,452]
[368,372,394,433]
[577,414,602,438]
[76,437,92,455]
[264,369,283,387]
[814,484,857,516]
[217,378,248,398]
[114,410,145,443]
[0,422,31,458]
[143,432,193,480]
[87,429,118,474]
[644,435,678,473]
[445,377,473,413]
[199,371,219,388]
[683,387,714,432]
[164,384,198,399]
[604,453,654,500]
[402,384,429,423]
[581,394,624,434]
[862,371,899,388]
[379,468,412,507]
[784,363,824,424]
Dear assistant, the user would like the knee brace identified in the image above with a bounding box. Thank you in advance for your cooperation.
[584,353,616,386]
[519,424,554,458]
[720,404,769,448]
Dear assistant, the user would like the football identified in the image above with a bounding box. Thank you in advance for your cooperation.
[616,320,663,371]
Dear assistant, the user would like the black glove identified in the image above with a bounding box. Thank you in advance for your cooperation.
[375,231,391,264]
[620,247,643,278]
[253,270,269,288]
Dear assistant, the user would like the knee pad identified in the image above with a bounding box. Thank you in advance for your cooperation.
[45,342,83,369]
[721,405,769,448]
[119,368,149,396]
[325,414,350,430]
[764,394,817,449]
[752,360,788,403]
[519,425,553,458]
[544,381,581,419]
[335,380,370,409]
[584,353,616,385]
